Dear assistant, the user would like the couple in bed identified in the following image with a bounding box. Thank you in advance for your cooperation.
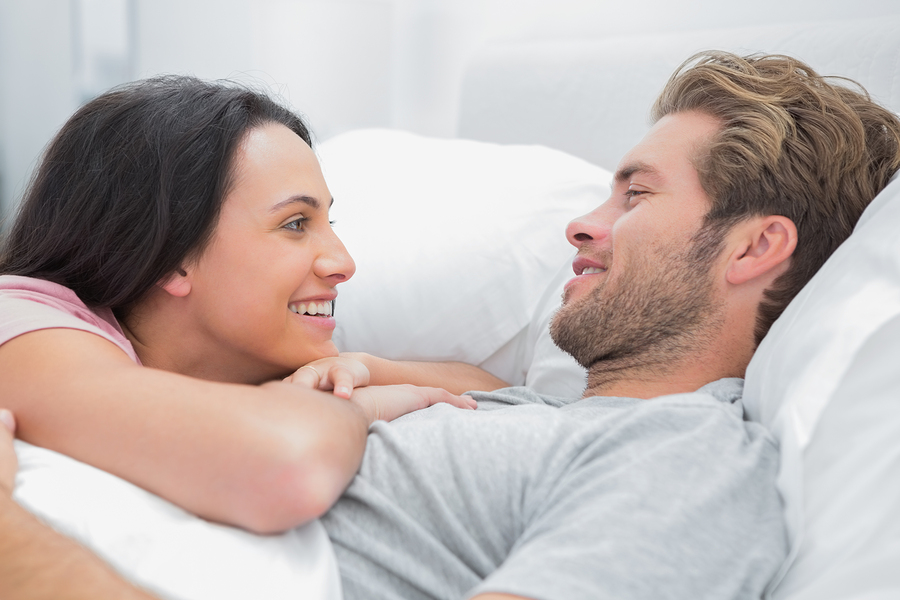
[1,51,899,600]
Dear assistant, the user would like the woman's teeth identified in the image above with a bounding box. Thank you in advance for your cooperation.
[289,301,333,316]
[581,267,606,274]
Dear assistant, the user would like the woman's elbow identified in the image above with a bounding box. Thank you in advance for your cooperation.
[233,459,355,535]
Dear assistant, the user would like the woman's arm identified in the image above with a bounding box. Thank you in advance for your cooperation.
[340,352,509,394]
[0,329,473,534]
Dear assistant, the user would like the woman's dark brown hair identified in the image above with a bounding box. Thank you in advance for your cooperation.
[0,75,311,319]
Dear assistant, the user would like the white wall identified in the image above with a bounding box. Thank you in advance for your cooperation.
[381,0,900,137]
[0,0,75,222]
[2,0,899,222]
[134,0,392,141]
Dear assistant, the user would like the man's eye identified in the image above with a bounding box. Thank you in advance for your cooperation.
[624,189,647,203]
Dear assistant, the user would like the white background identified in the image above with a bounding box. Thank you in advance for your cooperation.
[1,0,898,222]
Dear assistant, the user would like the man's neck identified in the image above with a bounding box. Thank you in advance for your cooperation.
[582,368,724,400]
[581,336,749,400]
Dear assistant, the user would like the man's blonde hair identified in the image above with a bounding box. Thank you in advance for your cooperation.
[653,51,900,343]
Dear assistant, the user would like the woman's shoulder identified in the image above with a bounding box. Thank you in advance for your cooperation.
[0,274,83,304]
[0,274,101,322]
[0,275,138,363]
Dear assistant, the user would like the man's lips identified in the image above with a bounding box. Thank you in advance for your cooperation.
[572,256,607,276]
[564,257,608,292]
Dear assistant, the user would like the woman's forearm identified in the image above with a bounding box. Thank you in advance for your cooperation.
[1,329,372,534]
[342,352,509,394]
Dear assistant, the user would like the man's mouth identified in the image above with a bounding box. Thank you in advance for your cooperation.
[572,255,608,277]
[289,300,333,317]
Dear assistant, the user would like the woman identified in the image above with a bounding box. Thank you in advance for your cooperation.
[0,76,504,533]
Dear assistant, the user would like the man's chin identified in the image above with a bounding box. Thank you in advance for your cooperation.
[549,310,595,370]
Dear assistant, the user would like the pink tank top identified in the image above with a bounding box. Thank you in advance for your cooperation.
[0,275,141,364]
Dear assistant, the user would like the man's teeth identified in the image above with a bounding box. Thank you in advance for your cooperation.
[289,301,333,316]
[581,267,606,275]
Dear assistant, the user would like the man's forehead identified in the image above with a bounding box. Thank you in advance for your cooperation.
[613,112,721,187]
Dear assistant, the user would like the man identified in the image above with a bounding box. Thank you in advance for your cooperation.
[319,51,900,600]
[0,409,159,600]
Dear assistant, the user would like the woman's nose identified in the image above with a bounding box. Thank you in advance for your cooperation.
[315,229,356,283]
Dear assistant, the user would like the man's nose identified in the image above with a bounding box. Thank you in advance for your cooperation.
[565,202,614,248]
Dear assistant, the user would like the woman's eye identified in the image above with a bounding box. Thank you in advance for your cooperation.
[284,217,308,231]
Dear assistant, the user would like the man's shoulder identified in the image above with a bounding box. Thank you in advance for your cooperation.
[469,377,748,421]
[419,378,773,457]
[639,377,746,421]
[605,378,776,452]
[467,386,577,410]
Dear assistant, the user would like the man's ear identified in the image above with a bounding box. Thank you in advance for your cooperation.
[725,216,797,285]
[158,267,192,298]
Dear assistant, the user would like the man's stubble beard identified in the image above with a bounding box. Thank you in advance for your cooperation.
[550,226,727,388]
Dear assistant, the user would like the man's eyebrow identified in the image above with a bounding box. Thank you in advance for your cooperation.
[613,162,662,184]
[269,196,334,212]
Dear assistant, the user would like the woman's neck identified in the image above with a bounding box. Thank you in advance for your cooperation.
[121,293,277,385]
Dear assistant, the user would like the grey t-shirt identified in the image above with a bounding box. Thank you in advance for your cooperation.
[321,378,787,600]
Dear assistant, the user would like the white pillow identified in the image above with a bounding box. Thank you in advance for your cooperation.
[13,441,342,600]
[743,174,900,599]
[521,255,589,397]
[318,129,607,389]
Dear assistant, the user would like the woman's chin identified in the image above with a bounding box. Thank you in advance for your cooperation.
[296,343,340,367]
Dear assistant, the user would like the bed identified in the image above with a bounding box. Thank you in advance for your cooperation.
[13,14,900,600]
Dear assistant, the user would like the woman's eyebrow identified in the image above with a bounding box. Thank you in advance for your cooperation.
[269,195,334,212]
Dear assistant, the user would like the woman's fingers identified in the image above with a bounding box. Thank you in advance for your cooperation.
[284,357,370,398]
[283,365,321,388]
[350,385,477,423]
[283,362,479,416]
[421,388,478,411]
[460,394,479,410]
[0,409,14,434]
[328,367,355,399]
[0,409,18,496]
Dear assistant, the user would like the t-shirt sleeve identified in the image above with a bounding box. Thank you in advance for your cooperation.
[466,402,787,600]
[0,295,135,359]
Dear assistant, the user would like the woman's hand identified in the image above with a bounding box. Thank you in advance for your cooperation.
[284,356,371,399]
[0,409,17,497]
[349,384,477,424]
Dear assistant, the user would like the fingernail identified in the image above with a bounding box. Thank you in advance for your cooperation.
[335,386,351,398]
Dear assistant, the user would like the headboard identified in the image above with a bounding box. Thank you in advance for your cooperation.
[458,16,900,170]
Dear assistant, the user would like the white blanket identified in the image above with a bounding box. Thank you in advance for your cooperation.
[14,440,342,600]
